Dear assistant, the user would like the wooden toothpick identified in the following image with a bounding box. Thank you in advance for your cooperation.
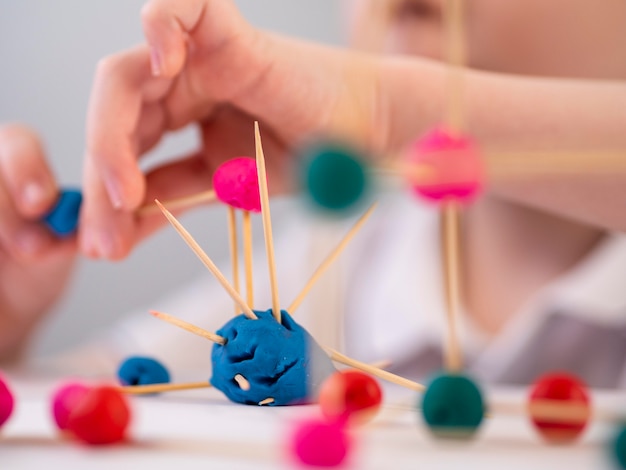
[227,206,241,315]
[441,201,463,371]
[243,210,254,308]
[254,122,281,323]
[259,398,275,406]
[150,310,226,344]
[445,0,466,135]
[119,381,212,395]
[325,347,424,392]
[234,374,251,391]
[491,399,604,424]
[138,189,217,216]
[368,359,392,370]
[385,149,626,187]
[485,150,626,178]
[156,200,257,320]
[438,0,467,373]
[289,203,378,314]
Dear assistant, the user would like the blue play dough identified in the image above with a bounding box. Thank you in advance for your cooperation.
[117,356,171,387]
[211,309,336,406]
[42,189,82,237]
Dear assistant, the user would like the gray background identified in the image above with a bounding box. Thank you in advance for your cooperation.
[0,1,345,356]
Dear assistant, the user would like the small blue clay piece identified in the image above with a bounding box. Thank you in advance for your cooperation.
[42,188,82,237]
[117,356,171,387]
[211,309,336,406]
[298,141,370,214]
[420,372,485,439]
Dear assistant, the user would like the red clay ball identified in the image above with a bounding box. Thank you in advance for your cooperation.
[290,418,351,467]
[0,373,14,428]
[528,372,591,443]
[319,370,382,425]
[66,385,131,445]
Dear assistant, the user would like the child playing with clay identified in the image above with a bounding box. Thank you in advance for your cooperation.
[2,0,626,388]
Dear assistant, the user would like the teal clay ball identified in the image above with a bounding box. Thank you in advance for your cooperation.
[611,424,626,469]
[420,372,485,439]
[299,142,369,213]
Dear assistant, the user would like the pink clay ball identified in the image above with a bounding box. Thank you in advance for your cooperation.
[290,418,351,467]
[212,157,262,212]
[0,373,14,428]
[51,381,90,431]
[406,127,483,204]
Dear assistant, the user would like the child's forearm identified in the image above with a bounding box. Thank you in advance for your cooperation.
[379,58,626,229]
[237,30,626,229]
[381,58,626,150]
[234,30,626,148]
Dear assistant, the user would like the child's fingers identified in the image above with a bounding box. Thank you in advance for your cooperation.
[79,149,210,260]
[136,102,168,155]
[0,177,55,261]
[142,151,214,205]
[0,125,58,218]
[86,45,172,211]
[134,151,216,241]
[140,0,246,78]
[79,156,136,261]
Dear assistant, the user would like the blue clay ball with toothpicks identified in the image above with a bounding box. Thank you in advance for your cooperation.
[420,372,485,439]
[211,309,336,406]
[42,188,82,237]
[298,141,370,214]
[117,356,171,387]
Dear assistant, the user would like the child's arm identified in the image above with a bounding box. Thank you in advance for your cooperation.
[80,0,626,262]
[381,61,626,229]
[0,125,77,365]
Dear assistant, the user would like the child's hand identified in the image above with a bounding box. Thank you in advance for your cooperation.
[0,125,77,363]
[80,0,384,260]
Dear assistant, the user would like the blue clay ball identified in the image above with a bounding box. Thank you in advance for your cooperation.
[211,309,336,406]
[42,189,82,237]
[299,142,370,214]
[420,372,485,439]
[117,356,171,387]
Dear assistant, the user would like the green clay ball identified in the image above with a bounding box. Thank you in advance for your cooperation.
[420,372,485,439]
[611,424,626,469]
[299,142,369,213]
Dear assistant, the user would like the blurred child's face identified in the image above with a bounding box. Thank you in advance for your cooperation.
[349,0,626,79]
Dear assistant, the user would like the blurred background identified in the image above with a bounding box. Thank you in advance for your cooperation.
[0,0,345,355]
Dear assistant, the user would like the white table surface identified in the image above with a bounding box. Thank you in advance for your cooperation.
[2,375,624,470]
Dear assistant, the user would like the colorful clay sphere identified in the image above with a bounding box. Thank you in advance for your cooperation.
[421,372,485,439]
[51,381,90,431]
[527,372,591,443]
[405,128,483,204]
[290,418,351,467]
[212,157,261,212]
[319,370,382,425]
[211,309,335,406]
[117,356,170,387]
[66,385,132,445]
[610,423,626,469]
[299,141,370,213]
[42,188,82,237]
[0,373,14,428]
